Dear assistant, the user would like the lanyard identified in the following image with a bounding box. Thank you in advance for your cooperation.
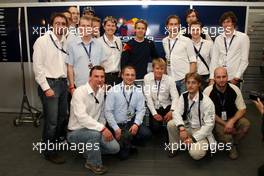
[155,80,161,101]
[122,87,134,110]
[49,34,68,55]
[217,92,226,110]
[103,35,120,51]
[168,38,178,55]
[224,35,235,56]
[81,42,92,63]
[91,93,99,104]
[194,41,204,59]
[186,101,195,117]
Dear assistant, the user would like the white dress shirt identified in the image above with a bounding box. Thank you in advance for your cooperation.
[210,30,250,80]
[68,82,106,132]
[98,34,122,73]
[143,72,179,116]
[192,38,213,75]
[173,91,215,142]
[162,34,196,81]
[33,31,67,91]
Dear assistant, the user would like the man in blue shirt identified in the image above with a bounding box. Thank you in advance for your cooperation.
[105,65,152,160]
[66,15,104,94]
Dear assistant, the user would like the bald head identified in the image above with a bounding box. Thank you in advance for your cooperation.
[214,67,228,78]
[214,67,228,88]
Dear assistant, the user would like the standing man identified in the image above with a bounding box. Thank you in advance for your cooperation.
[190,21,213,90]
[68,6,80,28]
[162,15,196,94]
[209,11,250,87]
[33,13,69,164]
[66,16,104,95]
[121,19,159,79]
[105,66,152,160]
[98,16,122,86]
[67,66,120,175]
[167,73,216,160]
[184,9,212,40]
[204,67,250,159]
[144,58,179,135]
[92,16,101,38]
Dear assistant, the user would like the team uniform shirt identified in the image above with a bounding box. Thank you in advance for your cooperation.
[33,31,68,91]
[210,30,250,80]
[162,34,196,81]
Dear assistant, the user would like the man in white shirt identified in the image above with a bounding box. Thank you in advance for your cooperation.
[190,21,213,90]
[209,11,250,87]
[144,58,179,137]
[98,16,122,86]
[167,73,216,160]
[162,15,197,94]
[67,66,119,174]
[33,13,69,164]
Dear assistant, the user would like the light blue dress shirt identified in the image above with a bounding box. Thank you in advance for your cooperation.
[66,37,104,87]
[105,82,146,131]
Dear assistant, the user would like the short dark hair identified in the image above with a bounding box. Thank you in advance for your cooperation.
[219,11,237,26]
[185,9,199,20]
[166,15,181,26]
[121,65,136,75]
[135,19,148,29]
[92,16,101,23]
[89,65,105,76]
[185,72,202,83]
[189,21,203,28]
[50,12,68,26]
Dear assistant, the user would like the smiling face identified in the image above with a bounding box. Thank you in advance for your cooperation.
[191,23,202,39]
[52,16,67,36]
[222,17,235,35]
[122,67,136,86]
[89,69,105,88]
[79,18,92,37]
[135,22,146,39]
[103,20,116,36]
[68,6,79,25]
[186,77,200,94]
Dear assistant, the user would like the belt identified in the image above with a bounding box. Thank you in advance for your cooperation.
[106,72,119,76]
[46,77,67,81]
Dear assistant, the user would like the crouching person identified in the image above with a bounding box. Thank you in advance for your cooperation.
[167,72,216,160]
[67,66,120,175]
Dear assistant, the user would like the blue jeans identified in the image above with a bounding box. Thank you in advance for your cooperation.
[38,78,68,156]
[176,79,186,95]
[67,128,120,166]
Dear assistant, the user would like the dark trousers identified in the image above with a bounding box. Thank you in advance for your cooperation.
[105,72,122,87]
[200,74,209,91]
[149,105,171,143]
[112,119,152,159]
[38,78,68,157]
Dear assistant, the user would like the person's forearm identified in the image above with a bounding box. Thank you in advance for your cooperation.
[230,109,246,123]
[67,65,75,87]
[190,62,197,73]
[215,115,226,126]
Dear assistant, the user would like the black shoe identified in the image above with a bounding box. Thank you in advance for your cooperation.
[129,146,138,155]
[45,154,65,164]
[85,162,107,175]
[168,150,177,158]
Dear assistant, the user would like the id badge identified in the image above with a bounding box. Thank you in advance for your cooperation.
[221,111,227,121]
[127,111,133,120]
[88,63,93,69]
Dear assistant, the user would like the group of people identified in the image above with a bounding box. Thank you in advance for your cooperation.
[32,6,255,175]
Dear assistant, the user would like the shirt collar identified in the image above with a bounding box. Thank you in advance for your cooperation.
[192,37,204,45]
[103,34,117,43]
[48,30,66,43]
[150,72,165,82]
[86,82,95,95]
[77,37,94,45]
[188,91,199,102]
[223,29,237,38]
[168,32,181,40]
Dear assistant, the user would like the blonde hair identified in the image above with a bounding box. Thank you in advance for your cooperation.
[152,58,166,68]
